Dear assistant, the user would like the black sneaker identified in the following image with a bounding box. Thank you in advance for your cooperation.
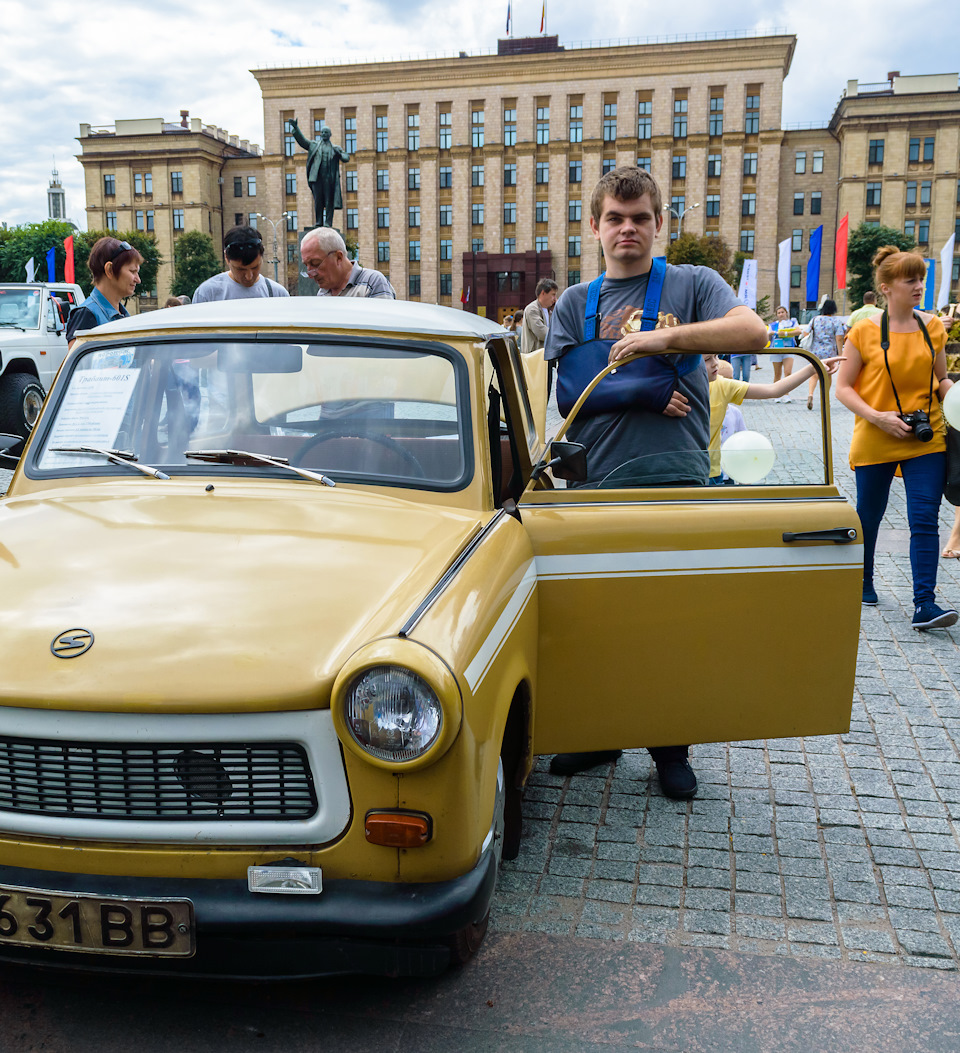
[912,603,959,631]
[549,750,622,776]
[655,758,698,800]
[862,584,878,605]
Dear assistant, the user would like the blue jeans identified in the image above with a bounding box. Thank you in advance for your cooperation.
[731,355,752,382]
[855,452,946,606]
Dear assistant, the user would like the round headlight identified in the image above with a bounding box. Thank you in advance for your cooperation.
[344,665,442,762]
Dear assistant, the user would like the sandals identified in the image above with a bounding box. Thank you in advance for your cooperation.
[942,548,960,559]
[806,396,813,410]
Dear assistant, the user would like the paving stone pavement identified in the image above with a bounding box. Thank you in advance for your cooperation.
[493,360,960,972]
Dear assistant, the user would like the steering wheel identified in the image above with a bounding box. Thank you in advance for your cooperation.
[293,430,425,478]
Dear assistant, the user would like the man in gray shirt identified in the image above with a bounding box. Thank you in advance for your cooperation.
[192,226,289,301]
[544,166,767,797]
[300,229,395,299]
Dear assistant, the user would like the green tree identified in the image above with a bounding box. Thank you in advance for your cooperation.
[0,220,79,283]
[666,232,733,283]
[171,231,222,299]
[846,223,916,308]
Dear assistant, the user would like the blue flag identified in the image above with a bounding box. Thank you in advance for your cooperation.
[922,258,936,311]
[805,225,822,305]
[45,246,56,282]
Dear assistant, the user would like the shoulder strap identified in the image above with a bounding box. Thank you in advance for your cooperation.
[583,273,605,341]
[266,278,274,298]
[638,256,667,331]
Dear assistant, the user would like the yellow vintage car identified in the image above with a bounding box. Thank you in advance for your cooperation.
[0,298,861,977]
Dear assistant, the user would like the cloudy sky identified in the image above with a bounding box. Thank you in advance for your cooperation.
[2,0,955,231]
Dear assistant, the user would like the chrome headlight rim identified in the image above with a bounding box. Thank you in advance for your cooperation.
[344,664,443,763]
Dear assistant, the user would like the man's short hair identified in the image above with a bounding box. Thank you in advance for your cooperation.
[223,225,264,265]
[590,166,663,224]
[535,278,559,297]
[300,228,347,257]
[863,291,877,304]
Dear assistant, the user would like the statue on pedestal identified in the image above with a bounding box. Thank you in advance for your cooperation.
[288,118,350,227]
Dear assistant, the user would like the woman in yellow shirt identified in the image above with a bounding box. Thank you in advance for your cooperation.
[835,246,956,630]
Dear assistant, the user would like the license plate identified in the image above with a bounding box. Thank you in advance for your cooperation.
[0,884,195,957]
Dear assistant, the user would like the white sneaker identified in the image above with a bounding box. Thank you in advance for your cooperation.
[780,395,792,404]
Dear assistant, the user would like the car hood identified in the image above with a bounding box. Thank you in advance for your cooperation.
[0,481,482,712]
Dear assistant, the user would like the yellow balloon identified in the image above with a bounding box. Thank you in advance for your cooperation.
[942,384,960,430]
[720,430,776,484]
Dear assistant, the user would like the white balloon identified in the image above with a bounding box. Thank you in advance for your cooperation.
[720,430,776,484]
[942,384,960,430]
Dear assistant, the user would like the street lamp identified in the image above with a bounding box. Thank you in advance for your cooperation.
[666,201,700,238]
[255,212,288,281]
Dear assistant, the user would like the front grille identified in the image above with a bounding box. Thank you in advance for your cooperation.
[0,737,317,821]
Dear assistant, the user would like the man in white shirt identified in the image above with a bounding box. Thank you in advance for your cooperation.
[192,226,289,301]
[520,279,558,353]
[300,229,395,298]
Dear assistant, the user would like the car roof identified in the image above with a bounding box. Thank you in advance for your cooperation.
[78,296,507,340]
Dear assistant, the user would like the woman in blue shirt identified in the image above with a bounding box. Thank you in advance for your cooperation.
[66,238,143,347]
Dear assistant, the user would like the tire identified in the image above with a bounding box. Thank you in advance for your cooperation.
[0,373,45,439]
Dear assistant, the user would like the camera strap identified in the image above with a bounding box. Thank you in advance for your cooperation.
[880,309,936,417]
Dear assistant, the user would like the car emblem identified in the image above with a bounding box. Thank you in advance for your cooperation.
[51,629,95,659]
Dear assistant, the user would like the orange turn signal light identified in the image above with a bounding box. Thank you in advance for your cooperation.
[364,811,432,848]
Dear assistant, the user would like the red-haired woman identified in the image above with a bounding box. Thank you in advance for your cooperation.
[66,237,142,347]
[835,245,956,630]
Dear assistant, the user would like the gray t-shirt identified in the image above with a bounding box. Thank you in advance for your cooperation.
[545,263,741,487]
[192,272,289,302]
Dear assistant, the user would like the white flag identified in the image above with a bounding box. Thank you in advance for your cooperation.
[24,257,35,282]
[777,238,792,311]
[938,234,956,310]
[738,259,758,310]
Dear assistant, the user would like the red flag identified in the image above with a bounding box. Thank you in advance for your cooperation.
[64,236,74,283]
[834,213,848,291]
[540,0,546,32]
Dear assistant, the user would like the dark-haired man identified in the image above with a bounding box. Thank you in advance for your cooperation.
[192,226,288,301]
[520,278,559,354]
[544,166,767,798]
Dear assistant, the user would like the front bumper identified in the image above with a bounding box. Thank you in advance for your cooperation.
[0,850,498,979]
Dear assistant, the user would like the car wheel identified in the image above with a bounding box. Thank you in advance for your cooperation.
[0,373,45,439]
[446,757,505,967]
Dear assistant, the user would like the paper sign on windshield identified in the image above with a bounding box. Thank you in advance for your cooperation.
[40,368,141,469]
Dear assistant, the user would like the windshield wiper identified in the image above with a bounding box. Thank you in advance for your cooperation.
[0,321,27,330]
[183,449,336,487]
[50,445,170,480]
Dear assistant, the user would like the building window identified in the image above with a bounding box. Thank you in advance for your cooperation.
[742,193,757,217]
[172,209,184,231]
[471,164,484,187]
[377,207,389,228]
[709,96,723,137]
[146,210,154,232]
[536,161,549,184]
[344,116,357,153]
[472,203,484,225]
[346,208,358,229]
[439,166,452,188]
[672,154,686,179]
[810,191,821,215]
[345,169,357,193]
[409,275,421,297]
[134,173,143,195]
[866,182,881,207]
[440,239,453,261]
[145,172,153,194]
[920,181,932,206]
[918,219,930,243]
[569,104,583,143]
[136,210,144,231]
[244,176,254,196]
[377,168,389,191]
[440,274,452,296]
[792,228,803,252]
[287,244,296,264]
[106,211,118,231]
[234,213,243,226]
[472,238,484,252]
[233,176,243,197]
[408,167,421,190]
[568,235,581,258]
[503,237,516,254]
[407,113,420,151]
[671,195,685,218]
[170,171,182,194]
[504,163,517,187]
[408,240,420,261]
[378,241,390,262]
[603,102,617,142]
[536,200,548,223]
[286,172,298,195]
[924,136,934,162]
[707,154,721,178]
[440,205,452,226]
[793,192,804,215]
[248,214,258,229]
[504,108,517,146]
[472,110,485,148]
[745,93,760,134]
[286,211,298,231]
[103,174,116,196]
[909,137,920,163]
[906,181,917,206]
[536,106,549,145]
[795,152,806,175]
[705,195,720,217]
[791,265,802,288]
[904,219,916,240]
[376,115,388,152]
[535,236,549,252]
[868,139,884,165]
[439,111,452,150]
[637,98,652,140]
[569,160,582,183]
[569,200,582,222]
[673,97,687,138]
[740,229,754,252]
[602,159,616,175]
[637,156,651,172]
[743,152,757,176]
[284,121,296,156]
[408,206,420,228]
[813,150,824,173]
[567,270,581,286]
[503,202,516,224]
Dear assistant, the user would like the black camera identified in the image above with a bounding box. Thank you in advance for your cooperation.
[900,410,934,443]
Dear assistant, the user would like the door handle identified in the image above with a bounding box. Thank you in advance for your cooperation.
[782,528,858,544]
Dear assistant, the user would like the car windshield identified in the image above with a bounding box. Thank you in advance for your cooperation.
[34,339,469,490]
[0,288,42,328]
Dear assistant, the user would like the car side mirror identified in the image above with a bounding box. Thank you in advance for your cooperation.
[532,440,587,483]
